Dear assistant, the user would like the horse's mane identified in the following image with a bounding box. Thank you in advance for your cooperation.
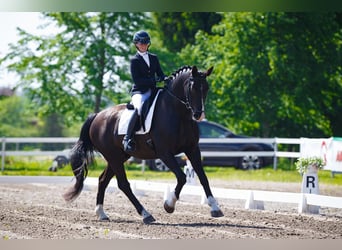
[169,66,192,81]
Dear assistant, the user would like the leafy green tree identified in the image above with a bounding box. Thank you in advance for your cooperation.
[152,12,222,53]
[1,12,148,124]
[0,95,42,137]
[180,12,342,138]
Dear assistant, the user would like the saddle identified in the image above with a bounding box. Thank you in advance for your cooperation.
[118,88,162,135]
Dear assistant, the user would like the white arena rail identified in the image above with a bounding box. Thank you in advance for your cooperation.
[1,137,301,171]
[1,137,78,171]
[83,178,342,215]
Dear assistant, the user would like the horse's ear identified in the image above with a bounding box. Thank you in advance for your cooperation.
[206,66,214,77]
[192,66,198,76]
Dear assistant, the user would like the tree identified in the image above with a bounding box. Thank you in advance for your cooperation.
[0,95,42,137]
[180,12,342,138]
[152,12,222,53]
[1,12,148,124]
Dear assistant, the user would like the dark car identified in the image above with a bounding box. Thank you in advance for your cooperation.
[145,120,274,171]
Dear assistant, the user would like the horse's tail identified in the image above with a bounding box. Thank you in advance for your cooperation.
[63,113,97,202]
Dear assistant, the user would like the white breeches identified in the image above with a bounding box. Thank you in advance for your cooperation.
[131,89,151,115]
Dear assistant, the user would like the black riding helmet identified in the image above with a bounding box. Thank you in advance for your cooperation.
[133,30,151,45]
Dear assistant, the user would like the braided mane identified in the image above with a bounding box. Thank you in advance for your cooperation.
[169,66,192,81]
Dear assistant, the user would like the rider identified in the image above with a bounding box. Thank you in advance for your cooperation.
[122,30,167,152]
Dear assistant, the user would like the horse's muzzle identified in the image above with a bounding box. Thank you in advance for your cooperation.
[194,111,205,121]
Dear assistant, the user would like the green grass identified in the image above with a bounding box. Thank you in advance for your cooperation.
[1,156,342,186]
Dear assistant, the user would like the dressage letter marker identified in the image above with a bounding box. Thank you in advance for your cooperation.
[301,172,320,214]
[301,173,319,194]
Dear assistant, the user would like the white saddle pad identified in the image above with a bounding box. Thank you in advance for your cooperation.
[118,90,162,135]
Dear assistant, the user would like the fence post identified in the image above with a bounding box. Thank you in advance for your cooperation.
[1,137,6,172]
[273,138,278,170]
[139,159,146,173]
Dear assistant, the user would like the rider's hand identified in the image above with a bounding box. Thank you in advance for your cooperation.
[163,76,171,86]
[155,76,163,82]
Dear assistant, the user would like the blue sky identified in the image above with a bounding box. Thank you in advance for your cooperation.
[0,12,43,55]
[0,12,43,88]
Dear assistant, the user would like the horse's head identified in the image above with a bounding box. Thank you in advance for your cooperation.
[189,66,213,120]
[166,65,213,121]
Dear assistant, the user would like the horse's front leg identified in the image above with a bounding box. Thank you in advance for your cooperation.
[161,155,187,213]
[186,147,224,218]
[95,165,115,221]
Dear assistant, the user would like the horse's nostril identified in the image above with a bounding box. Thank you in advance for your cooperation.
[194,111,202,120]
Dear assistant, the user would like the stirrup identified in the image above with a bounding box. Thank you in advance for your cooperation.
[123,138,136,152]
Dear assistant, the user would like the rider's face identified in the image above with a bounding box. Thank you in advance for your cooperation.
[136,42,149,52]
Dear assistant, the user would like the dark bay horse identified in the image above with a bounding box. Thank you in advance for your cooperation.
[63,65,224,223]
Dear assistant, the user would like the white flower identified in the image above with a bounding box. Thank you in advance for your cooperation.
[295,156,324,175]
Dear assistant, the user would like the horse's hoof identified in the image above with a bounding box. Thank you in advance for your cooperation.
[99,216,110,221]
[211,209,224,218]
[163,201,175,213]
[143,215,156,224]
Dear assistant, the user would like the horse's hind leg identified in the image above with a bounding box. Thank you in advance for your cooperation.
[95,164,115,221]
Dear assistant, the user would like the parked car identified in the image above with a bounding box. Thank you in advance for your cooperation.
[144,120,274,171]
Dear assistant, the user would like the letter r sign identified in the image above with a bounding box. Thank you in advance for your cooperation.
[301,173,319,194]
[306,176,316,188]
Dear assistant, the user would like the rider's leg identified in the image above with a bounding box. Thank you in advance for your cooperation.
[122,90,151,152]
[122,108,139,152]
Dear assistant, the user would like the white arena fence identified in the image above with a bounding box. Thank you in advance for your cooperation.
[1,137,300,172]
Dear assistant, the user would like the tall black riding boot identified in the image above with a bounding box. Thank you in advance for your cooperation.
[122,109,139,152]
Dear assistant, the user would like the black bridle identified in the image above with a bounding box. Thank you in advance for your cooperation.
[165,75,205,117]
